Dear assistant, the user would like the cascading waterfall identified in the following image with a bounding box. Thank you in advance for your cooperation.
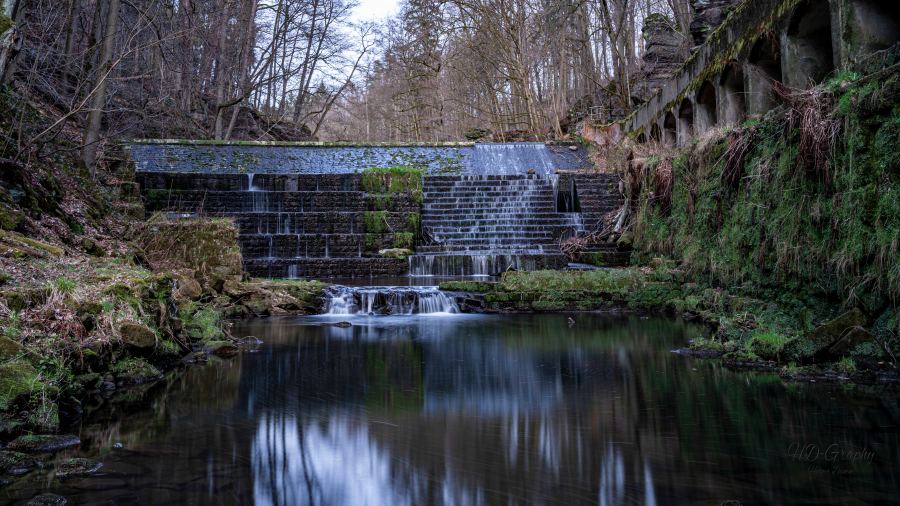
[409,174,584,276]
[324,286,459,315]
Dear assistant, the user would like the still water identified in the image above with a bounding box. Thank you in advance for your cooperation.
[3,314,899,505]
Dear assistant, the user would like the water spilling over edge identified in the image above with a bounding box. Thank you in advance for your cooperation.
[324,285,459,315]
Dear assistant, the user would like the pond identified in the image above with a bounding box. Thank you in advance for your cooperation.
[2,313,898,505]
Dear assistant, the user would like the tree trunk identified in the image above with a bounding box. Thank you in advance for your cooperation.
[81,0,120,176]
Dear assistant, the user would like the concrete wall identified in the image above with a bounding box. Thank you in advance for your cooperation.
[620,0,898,142]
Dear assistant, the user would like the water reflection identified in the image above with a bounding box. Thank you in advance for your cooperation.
[3,314,899,505]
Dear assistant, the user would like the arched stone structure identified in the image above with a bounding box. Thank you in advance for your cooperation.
[677,99,694,146]
[746,37,782,115]
[695,81,718,131]
[719,62,747,126]
[650,124,662,143]
[637,132,648,144]
[846,0,900,60]
[782,0,835,88]
[663,112,677,146]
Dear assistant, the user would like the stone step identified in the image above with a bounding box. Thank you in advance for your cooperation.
[136,172,362,192]
[244,257,407,279]
[238,233,402,259]
[423,212,576,220]
[143,190,418,213]
[424,196,555,205]
[424,174,542,181]
[424,204,557,212]
[427,225,578,233]
[423,218,579,226]
[423,190,554,198]
[408,252,567,276]
[230,212,412,235]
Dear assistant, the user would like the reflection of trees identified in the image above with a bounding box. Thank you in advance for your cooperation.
[58,314,900,504]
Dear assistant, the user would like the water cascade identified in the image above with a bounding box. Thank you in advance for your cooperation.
[325,286,460,315]
[409,174,585,276]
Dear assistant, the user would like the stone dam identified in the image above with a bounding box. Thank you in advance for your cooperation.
[131,141,626,279]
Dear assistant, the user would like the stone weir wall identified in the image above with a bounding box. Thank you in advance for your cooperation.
[130,140,591,176]
[136,172,419,278]
[618,0,899,144]
[131,141,630,278]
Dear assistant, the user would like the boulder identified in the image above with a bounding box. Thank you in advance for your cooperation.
[222,278,254,299]
[111,358,162,386]
[825,326,874,359]
[0,335,24,359]
[202,340,238,358]
[173,270,202,302]
[118,322,157,350]
[784,308,868,363]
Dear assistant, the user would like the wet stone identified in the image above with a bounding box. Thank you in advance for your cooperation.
[26,493,67,506]
[0,450,38,475]
[6,435,80,453]
[55,457,103,478]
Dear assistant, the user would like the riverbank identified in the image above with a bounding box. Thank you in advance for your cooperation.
[439,267,898,384]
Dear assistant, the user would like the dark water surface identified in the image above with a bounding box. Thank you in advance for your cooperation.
[3,314,899,505]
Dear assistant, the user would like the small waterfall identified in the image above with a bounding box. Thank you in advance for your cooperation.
[410,174,576,276]
[324,286,459,315]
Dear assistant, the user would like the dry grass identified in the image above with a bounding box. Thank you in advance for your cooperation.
[723,126,756,190]
[773,81,841,185]
[653,157,674,215]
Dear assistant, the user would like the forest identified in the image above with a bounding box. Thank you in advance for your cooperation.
[1,0,693,166]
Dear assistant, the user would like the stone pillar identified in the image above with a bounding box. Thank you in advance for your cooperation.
[633,14,687,102]
[690,0,740,46]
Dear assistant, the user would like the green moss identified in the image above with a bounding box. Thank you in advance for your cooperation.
[747,332,787,361]
[0,15,12,38]
[179,305,224,342]
[392,232,414,250]
[51,276,76,294]
[0,359,40,412]
[439,280,496,293]
[364,211,388,234]
[835,356,857,374]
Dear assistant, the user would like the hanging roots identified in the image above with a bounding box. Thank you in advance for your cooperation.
[652,157,673,215]
[722,126,756,190]
[773,81,841,185]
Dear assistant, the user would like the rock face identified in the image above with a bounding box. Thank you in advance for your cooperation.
[690,0,739,46]
[634,14,687,101]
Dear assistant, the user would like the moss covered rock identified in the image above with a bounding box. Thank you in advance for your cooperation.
[111,358,162,386]
[6,434,80,453]
[0,450,37,475]
[0,359,39,411]
[118,322,157,350]
[55,457,102,478]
